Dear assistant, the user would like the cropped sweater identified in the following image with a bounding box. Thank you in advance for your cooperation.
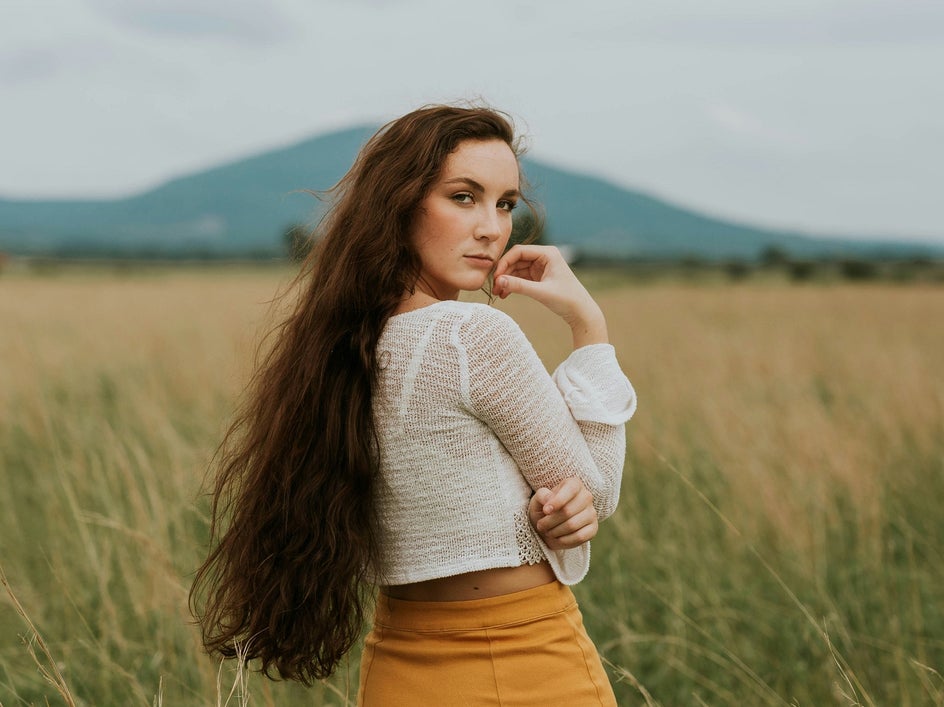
[372,300,637,586]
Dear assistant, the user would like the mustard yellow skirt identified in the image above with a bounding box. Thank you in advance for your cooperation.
[356,580,616,706]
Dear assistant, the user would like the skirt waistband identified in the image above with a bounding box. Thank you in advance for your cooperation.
[374,580,576,633]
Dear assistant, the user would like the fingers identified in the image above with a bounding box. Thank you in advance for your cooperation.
[492,245,557,300]
[527,487,552,528]
[533,487,552,507]
[540,477,586,516]
[540,512,599,550]
[536,502,596,537]
[494,244,555,279]
[533,477,599,550]
[538,504,597,537]
[493,273,540,300]
[492,247,606,348]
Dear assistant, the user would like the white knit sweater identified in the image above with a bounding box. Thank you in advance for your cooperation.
[372,300,637,586]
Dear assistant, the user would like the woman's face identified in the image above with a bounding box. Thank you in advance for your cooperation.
[410,139,520,301]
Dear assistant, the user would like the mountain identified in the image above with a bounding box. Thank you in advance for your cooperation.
[0,126,939,260]
[0,126,376,257]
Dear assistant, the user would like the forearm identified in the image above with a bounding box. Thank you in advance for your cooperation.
[462,303,634,522]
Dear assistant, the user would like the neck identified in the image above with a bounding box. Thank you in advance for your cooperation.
[395,283,457,315]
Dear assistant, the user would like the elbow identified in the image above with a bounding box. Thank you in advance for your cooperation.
[594,496,619,522]
[590,477,621,522]
[588,454,625,522]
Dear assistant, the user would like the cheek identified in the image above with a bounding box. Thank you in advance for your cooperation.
[410,209,441,252]
[424,208,467,247]
[413,215,457,264]
[498,218,514,247]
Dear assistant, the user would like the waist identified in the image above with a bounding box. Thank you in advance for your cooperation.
[375,578,574,632]
[382,562,555,602]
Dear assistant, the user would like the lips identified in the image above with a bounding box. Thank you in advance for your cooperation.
[464,254,494,264]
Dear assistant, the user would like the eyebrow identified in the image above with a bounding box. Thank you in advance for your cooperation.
[443,177,521,199]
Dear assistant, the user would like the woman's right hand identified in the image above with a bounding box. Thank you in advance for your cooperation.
[528,477,599,551]
[493,245,609,348]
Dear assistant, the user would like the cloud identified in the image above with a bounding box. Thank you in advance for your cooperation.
[0,41,114,85]
[0,47,61,83]
[578,0,944,47]
[705,103,802,148]
[84,0,296,44]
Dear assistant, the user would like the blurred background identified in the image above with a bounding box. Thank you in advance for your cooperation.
[1,1,943,705]
[1,0,943,263]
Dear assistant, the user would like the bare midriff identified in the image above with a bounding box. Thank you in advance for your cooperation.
[382,561,557,602]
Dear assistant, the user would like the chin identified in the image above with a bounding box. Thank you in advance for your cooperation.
[462,276,490,292]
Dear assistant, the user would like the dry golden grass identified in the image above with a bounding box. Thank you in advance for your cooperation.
[1,267,942,705]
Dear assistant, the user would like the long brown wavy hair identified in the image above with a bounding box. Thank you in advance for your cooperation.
[190,105,536,683]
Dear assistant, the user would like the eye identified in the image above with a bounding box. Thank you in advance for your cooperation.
[451,192,474,205]
[498,199,518,213]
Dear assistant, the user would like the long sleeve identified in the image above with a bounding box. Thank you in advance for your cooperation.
[458,306,636,520]
[551,344,637,519]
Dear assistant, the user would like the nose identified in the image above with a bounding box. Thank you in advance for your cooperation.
[474,207,503,242]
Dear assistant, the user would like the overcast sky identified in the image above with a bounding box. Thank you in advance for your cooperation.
[2,0,942,242]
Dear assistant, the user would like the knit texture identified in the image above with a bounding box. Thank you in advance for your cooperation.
[373,300,636,586]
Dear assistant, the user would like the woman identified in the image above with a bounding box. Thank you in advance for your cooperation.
[191,105,636,705]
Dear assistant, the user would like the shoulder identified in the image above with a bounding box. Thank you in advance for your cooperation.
[450,302,529,347]
[390,301,522,337]
[446,303,544,377]
[383,301,530,355]
[452,301,520,331]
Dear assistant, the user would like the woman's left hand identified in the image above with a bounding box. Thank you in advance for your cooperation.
[492,245,608,348]
[528,477,599,550]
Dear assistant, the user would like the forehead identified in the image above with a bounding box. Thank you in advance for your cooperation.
[438,139,519,187]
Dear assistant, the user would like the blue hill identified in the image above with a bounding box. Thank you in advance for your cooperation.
[0,126,938,259]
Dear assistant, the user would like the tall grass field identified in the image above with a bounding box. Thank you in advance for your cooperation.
[1,266,942,705]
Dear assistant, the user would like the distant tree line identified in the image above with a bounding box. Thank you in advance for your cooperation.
[683,246,944,284]
[752,246,943,283]
[565,245,943,284]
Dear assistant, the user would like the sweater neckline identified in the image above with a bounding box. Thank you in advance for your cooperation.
[388,299,466,321]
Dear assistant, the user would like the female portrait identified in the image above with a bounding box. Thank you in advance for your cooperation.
[191,104,637,705]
